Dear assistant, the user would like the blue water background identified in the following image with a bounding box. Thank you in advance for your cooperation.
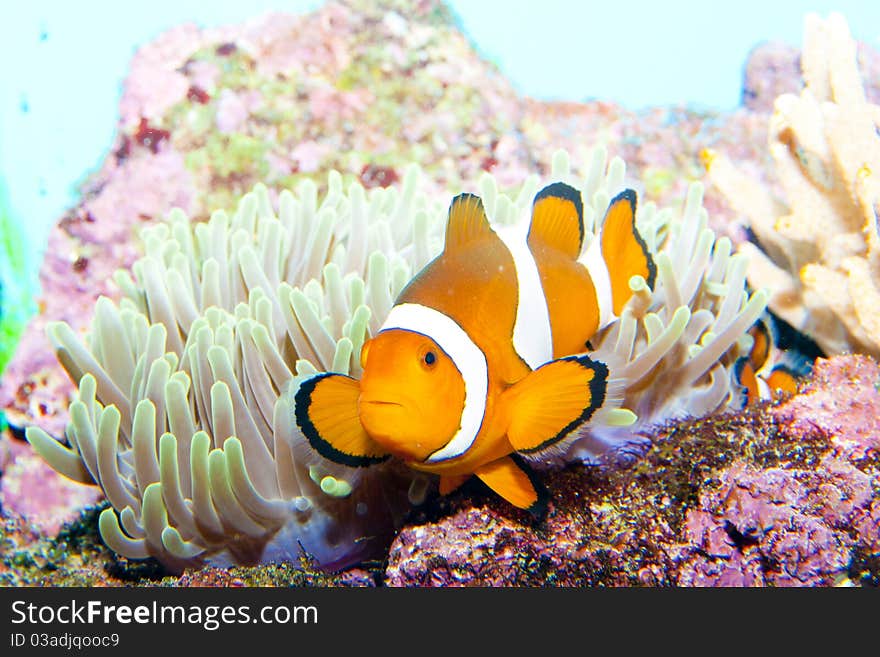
[1,0,878,267]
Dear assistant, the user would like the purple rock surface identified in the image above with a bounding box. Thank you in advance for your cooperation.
[385,357,880,587]
[741,38,880,113]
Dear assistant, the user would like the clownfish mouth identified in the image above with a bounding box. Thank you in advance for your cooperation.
[359,399,404,408]
[358,397,410,447]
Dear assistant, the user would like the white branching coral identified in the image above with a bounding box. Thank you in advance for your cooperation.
[706,13,880,357]
[27,147,765,570]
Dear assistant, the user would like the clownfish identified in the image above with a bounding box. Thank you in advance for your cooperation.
[732,311,820,407]
[294,182,656,514]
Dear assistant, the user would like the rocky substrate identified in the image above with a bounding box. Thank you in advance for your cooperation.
[3,355,877,587]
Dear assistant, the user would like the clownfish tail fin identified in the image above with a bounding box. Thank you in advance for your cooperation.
[772,336,818,380]
[599,189,657,316]
[444,192,493,253]
[293,373,389,467]
[763,309,824,371]
[527,182,585,259]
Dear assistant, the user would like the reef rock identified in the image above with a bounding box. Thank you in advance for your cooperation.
[741,36,880,114]
[678,456,873,586]
[741,41,803,113]
[385,355,880,587]
[773,355,880,459]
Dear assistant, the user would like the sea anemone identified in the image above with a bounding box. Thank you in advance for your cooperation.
[25,171,435,570]
[27,147,766,570]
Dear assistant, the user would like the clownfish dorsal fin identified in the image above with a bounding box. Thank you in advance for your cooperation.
[294,373,390,467]
[444,192,493,253]
[474,455,548,517]
[600,190,657,315]
[505,354,608,453]
[527,182,584,259]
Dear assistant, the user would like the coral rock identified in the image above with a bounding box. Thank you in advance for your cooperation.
[742,41,803,113]
[772,355,880,459]
[384,354,880,587]
[678,457,867,586]
[741,38,880,113]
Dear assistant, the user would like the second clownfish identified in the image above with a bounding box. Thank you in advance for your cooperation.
[732,311,819,407]
[294,182,655,515]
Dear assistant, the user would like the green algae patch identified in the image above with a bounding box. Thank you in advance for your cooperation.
[0,179,35,375]
[0,503,171,586]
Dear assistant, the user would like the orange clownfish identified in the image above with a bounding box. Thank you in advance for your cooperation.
[294,182,656,515]
[732,313,817,407]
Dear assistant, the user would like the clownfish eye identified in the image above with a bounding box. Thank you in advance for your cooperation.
[419,346,437,369]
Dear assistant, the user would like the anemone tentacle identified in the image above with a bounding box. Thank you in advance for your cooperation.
[27,150,765,568]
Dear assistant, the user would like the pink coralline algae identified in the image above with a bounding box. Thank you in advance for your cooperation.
[215,89,258,134]
[740,41,803,113]
[384,500,678,587]
[385,356,880,587]
[0,148,195,438]
[0,436,101,535]
[118,23,205,127]
[289,140,333,173]
[742,39,880,113]
[678,457,871,586]
[772,355,880,460]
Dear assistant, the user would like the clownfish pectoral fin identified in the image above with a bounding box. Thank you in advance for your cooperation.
[294,373,390,467]
[444,192,494,253]
[600,190,657,315]
[527,182,584,259]
[505,354,608,454]
[474,455,548,516]
[439,474,470,496]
